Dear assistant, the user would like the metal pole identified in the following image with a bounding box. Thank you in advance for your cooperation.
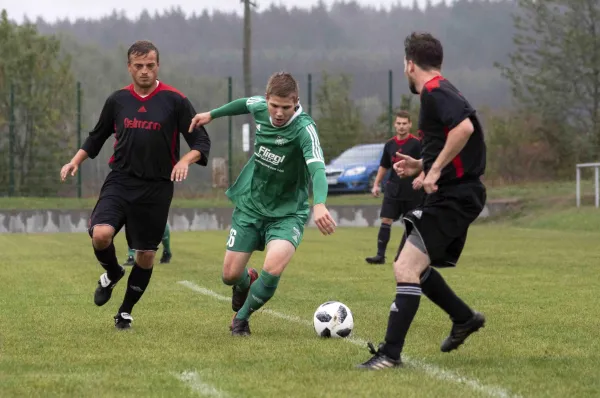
[9,84,15,197]
[388,69,393,136]
[576,166,581,207]
[595,166,599,208]
[228,76,233,187]
[77,81,82,198]
[307,73,312,116]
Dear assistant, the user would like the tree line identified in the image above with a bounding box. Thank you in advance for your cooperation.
[1,0,599,197]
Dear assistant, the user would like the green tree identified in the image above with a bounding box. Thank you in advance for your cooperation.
[496,0,600,166]
[315,71,364,161]
[0,10,76,196]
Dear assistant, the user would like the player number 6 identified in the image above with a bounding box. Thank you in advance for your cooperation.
[227,228,237,248]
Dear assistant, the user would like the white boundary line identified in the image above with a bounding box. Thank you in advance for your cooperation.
[178,280,521,398]
[175,370,229,397]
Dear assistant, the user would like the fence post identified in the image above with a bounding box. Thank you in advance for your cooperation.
[227,76,233,187]
[576,166,581,207]
[388,69,393,136]
[594,166,600,207]
[76,81,82,198]
[307,73,312,116]
[9,84,15,197]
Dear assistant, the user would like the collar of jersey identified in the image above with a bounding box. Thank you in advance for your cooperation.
[269,103,303,128]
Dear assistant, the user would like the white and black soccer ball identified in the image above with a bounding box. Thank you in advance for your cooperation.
[313,301,354,338]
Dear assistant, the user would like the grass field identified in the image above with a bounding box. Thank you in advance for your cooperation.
[1,207,600,397]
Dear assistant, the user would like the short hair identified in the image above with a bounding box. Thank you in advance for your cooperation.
[266,72,299,99]
[404,32,443,71]
[127,40,159,64]
[395,110,411,122]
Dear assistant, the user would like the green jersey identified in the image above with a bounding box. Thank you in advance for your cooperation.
[225,96,325,219]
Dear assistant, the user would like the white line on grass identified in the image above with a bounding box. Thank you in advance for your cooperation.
[175,370,229,398]
[177,280,521,398]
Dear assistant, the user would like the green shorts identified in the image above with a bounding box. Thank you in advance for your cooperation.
[226,207,307,253]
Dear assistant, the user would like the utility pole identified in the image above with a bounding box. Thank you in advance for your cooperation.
[243,0,257,159]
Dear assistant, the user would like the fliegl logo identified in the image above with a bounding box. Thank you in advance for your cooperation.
[256,146,286,166]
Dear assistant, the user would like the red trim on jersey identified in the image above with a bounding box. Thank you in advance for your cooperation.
[393,134,418,146]
[126,81,187,102]
[170,129,178,166]
[109,123,117,164]
[444,126,464,178]
[424,75,445,93]
[159,82,186,98]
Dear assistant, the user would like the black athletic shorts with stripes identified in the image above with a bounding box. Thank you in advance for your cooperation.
[401,178,486,267]
[88,170,173,251]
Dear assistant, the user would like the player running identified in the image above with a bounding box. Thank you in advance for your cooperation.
[188,71,336,336]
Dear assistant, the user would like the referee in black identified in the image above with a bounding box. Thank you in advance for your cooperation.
[60,40,211,330]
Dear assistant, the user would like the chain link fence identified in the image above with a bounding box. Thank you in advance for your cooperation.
[1,70,402,199]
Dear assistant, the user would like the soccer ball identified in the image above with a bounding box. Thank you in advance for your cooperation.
[313,301,354,338]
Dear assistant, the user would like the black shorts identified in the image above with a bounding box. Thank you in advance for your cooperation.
[88,171,174,251]
[402,179,486,267]
[380,195,423,221]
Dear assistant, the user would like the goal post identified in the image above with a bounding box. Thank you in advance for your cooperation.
[576,162,600,207]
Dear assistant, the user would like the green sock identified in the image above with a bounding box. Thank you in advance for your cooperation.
[235,270,280,320]
[162,224,171,254]
[127,247,135,257]
[223,268,250,291]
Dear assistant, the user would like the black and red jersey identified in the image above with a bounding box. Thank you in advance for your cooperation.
[380,134,422,200]
[418,76,486,186]
[81,81,211,181]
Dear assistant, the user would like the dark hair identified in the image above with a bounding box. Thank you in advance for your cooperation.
[127,40,159,64]
[395,110,411,122]
[266,72,299,98]
[404,32,443,71]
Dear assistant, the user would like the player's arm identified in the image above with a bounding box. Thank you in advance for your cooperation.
[171,97,212,181]
[373,143,392,196]
[61,95,115,181]
[188,98,250,132]
[423,88,475,192]
[180,97,211,166]
[301,124,336,235]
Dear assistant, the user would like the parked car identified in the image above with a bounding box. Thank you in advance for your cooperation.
[325,143,388,194]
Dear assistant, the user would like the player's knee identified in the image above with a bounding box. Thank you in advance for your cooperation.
[91,225,114,249]
[221,265,243,285]
[136,251,155,269]
[393,259,421,283]
[381,218,393,225]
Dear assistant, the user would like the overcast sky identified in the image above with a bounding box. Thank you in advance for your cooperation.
[3,0,442,22]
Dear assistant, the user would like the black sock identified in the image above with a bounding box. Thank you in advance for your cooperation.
[93,242,122,280]
[394,232,408,263]
[118,264,153,314]
[421,267,473,323]
[382,283,421,360]
[377,223,392,257]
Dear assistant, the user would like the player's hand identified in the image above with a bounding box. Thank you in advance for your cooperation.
[412,173,424,190]
[313,203,336,235]
[60,162,78,182]
[171,160,189,182]
[188,112,212,132]
[371,184,381,197]
[422,168,441,194]
[393,153,422,178]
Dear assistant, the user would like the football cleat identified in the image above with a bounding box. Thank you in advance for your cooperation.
[441,311,486,352]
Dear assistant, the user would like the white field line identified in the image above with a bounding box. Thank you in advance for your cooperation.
[177,280,521,398]
[175,370,229,398]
